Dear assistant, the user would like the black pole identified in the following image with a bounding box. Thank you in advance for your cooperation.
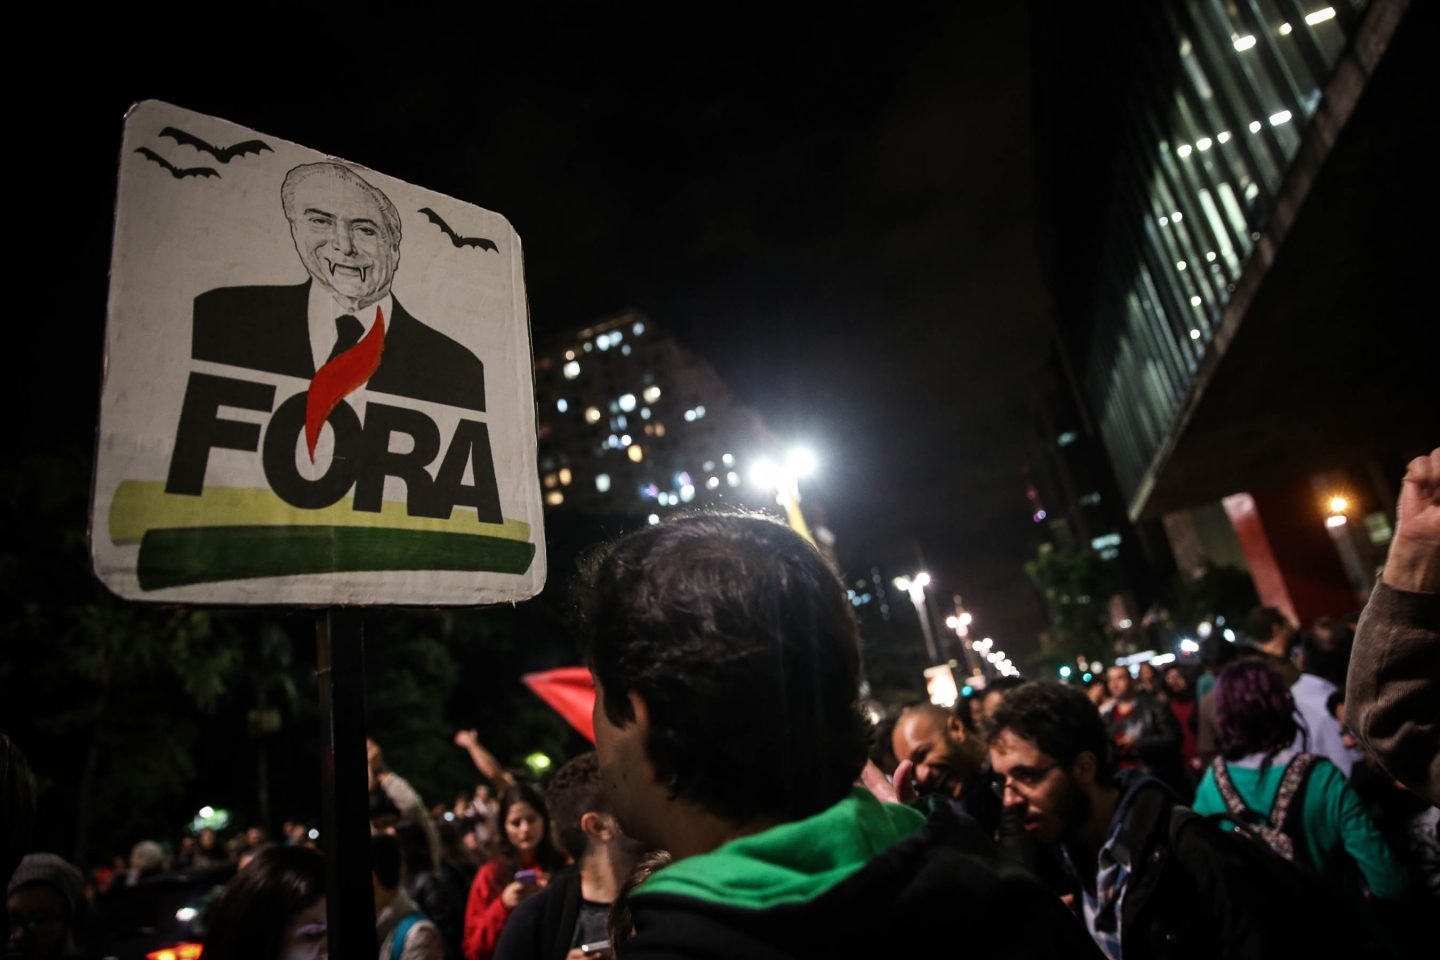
[317,609,376,958]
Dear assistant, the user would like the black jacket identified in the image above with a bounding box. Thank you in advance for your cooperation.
[493,866,582,960]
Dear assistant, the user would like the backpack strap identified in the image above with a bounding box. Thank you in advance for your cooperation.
[1268,753,1318,838]
[1209,756,1255,822]
[389,912,424,960]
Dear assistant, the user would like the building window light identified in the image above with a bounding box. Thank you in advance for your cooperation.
[1190,329,1202,340]
[1176,144,1193,158]
[706,476,720,490]
[628,445,644,463]
[563,360,581,379]
[1279,22,1293,36]
[545,491,564,506]
[1159,215,1170,226]
[619,393,637,412]
[596,473,611,493]
[1249,120,1264,133]
[543,472,558,489]
[723,453,735,466]
[1304,7,1336,26]
[727,471,740,487]
[1196,137,1213,151]
[683,409,696,422]
[1190,296,1202,307]
[1217,131,1231,144]
[1206,251,1218,262]
[1171,211,1183,222]
[633,321,646,336]
[643,385,661,403]
[1058,431,1078,446]
[1269,109,1292,126]
[564,350,576,361]
[1233,34,1257,51]
[585,406,602,424]
[583,342,593,352]
[558,468,572,486]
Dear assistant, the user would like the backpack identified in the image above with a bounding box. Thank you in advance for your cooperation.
[390,912,425,960]
[1207,753,1317,863]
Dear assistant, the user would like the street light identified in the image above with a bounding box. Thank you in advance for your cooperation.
[894,572,938,662]
[750,447,819,544]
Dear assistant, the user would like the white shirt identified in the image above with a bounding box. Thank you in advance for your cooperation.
[1290,673,1363,777]
[307,284,392,374]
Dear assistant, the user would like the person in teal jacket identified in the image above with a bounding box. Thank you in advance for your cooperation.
[1192,658,1406,903]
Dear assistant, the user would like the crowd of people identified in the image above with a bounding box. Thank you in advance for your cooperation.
[6,451,1439,959]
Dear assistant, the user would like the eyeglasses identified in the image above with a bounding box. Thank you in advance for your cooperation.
[990,761,1061,798]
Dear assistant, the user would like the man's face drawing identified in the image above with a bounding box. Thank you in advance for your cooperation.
[288,171,399,307]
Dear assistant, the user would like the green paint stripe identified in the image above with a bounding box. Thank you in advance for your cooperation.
[137,525,536,591]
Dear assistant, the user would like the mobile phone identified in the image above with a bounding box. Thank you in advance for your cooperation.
[514,868,540,886]
[579,941,612,958]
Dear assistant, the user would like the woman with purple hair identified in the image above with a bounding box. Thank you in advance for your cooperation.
[1192,659,1406,902]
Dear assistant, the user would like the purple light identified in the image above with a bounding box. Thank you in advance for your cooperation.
[1032,510,1047,523]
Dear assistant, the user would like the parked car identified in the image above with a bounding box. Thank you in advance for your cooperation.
[84,864,234,960]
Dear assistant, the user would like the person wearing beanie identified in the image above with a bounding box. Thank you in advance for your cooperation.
[6,852,86,960]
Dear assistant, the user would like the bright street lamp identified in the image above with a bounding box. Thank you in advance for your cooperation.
[750,447,819,544]
[894,571,938,662]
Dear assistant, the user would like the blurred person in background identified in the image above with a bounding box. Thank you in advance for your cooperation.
[202,844,327,960]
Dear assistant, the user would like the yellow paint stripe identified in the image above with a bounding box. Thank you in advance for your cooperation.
[108,480,530,545]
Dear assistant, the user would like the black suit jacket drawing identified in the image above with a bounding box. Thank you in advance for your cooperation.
[192,281,486,412]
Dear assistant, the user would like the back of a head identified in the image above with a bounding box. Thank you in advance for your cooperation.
[581,512,867,824]
[6,852,84,927]
[202,844,324,960]
[1246,606,1290,646]
[986,681,1115,786]
[545,752,603,860]
[371,832,403,892]
[1300,618,1353,687]
[1214,659,1298,760]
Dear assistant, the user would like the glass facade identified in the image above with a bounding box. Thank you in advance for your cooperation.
[1082,1,1370,505]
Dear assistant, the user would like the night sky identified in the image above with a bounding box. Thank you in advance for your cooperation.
[30,5,1052,656]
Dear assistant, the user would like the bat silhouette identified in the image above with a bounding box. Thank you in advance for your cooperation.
[419,207,498,252]
[159,126,273,163]
[135,147,220,180]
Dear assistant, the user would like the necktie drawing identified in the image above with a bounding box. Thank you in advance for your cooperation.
[305,306,385,463]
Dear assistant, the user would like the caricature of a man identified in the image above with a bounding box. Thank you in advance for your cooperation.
[192,162,486,411]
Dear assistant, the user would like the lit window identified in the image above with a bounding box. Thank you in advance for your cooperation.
[619,393,637,412]
[1269,110,1292,126]
[585,406,602,424]
[1176,260,1188,271]
[727,471,740,487]
[1190,329,1202,340]
[703,460,716,472]
[1058,431,1078,446]
[1159,215,1169,226]
[1279,22,1293,36]
[680,484,696,503]
[1171,212,1183,222]
[558,468,572,486]
[640,407,651,420]
[545,491,564,506]
[621,344,632,356]
[564,350,576,361]
[611,330,624,345]
[597,335,611,351]
[614,415,628,430]
[684,410,696,422]
[1196,137,1213,151]
[1190,296,1202,307]
[706,476,720,490]
[643,385,661,403]
[596,473,611,493]
[1217,131,1231,144]
[1304,7,1335,26]
[1232,34,1256,51]
[543,472,557,489]
[628,445,644,463]
[1206,251,1217,262]
[563,361,581,379]
[556,398,569,413]
[694,405,706,418]
[654,424,666,437]
[1177,144,1193,158]
[583,342,593,352]
[648,513,659,525]
[723,453,735,466]
[620,435,632,446]
[634,322,646,336]
[1249,120,1263,133]
[1090,532,1122,550]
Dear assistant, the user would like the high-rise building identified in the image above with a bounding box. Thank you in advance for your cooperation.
[1033,0,1432,625]
[533,309,780,520]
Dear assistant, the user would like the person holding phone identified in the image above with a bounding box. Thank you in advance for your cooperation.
[462,783,567,960]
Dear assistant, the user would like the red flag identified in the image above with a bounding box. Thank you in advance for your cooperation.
[305,305,386,463]
[522,667,596,743]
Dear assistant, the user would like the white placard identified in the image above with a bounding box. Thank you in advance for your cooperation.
[92,101,545,605]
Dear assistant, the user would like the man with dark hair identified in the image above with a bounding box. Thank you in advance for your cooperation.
[1102,666,1184,793]
[374,832,445,960]
[1292,620,1363,775]
[582,512,1099,957]
[979,675,1026,725]
[988,681,1326,959]
[495,752,643,960]
[1243,606,1301,685]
